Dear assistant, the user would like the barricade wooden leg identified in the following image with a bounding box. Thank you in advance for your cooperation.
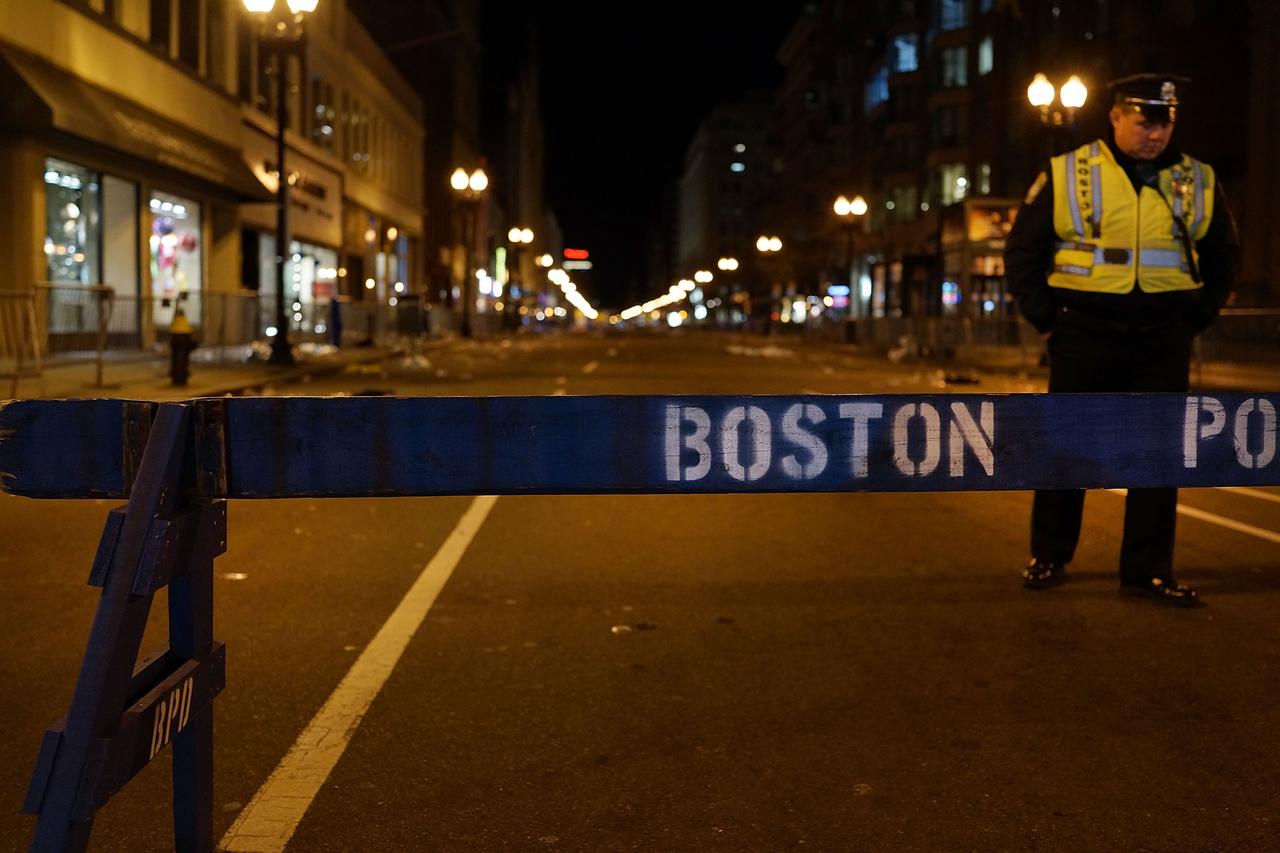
[170,538,217,853]
[27,404,192,852]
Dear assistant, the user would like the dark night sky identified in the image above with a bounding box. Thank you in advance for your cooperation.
[481,1,810,308]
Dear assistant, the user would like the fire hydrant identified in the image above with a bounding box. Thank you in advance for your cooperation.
[169,309,197,386]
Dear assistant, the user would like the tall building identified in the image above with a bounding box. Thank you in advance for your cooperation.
[677,91,772,299]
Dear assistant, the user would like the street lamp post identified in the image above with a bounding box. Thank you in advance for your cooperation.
[450,166,488,337]
[833,194,867,316]
[243,0,319,366]
[506,226,532,328]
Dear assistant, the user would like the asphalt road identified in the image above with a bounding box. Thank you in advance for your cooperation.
[2,331,1279,852]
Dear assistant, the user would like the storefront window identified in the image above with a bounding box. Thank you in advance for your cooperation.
[257,236,339,333]
[150,190,202,328]
[44,158,101,285]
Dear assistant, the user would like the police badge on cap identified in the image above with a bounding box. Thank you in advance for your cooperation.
[1107,73,1190,123]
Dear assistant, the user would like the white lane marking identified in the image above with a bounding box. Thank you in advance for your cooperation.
[552,389,567,396]
[1107,489,1280,545]
[220,496,499,853]
[1218,486,1280,505]
[582,361,599,374]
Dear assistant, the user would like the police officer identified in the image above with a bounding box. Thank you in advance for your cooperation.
[1004,73,1239,606]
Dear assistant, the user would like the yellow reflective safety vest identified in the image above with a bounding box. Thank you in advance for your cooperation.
[1049,140,1214,294]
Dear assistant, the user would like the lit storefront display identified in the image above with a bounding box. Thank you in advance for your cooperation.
[43,159,100,285]
[149,191,202,328]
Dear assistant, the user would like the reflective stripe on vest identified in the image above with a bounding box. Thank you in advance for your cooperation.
[1048,140,1214,294]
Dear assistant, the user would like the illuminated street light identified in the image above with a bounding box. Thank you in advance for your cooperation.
[537,253,554,267]
[1027,72,1055,109]
[768,237,782,252]
[694,270,713,283]
[717,257,739,271]
[850,195,868,216]
[452,164,489,337]
[834,195,851,217]
[1059,75,1088,110]
[242,0,321,366]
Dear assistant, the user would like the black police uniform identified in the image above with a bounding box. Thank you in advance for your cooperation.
[1004,75,1239,601]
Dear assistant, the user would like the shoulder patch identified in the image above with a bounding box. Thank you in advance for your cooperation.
[1024,171,1048,205]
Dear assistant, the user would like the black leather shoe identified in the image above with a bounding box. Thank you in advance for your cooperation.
[1120,577,1201,607]
[1023,559,1066,589]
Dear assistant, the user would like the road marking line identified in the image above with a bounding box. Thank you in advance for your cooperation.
[1107,489,1280,545]
[1218,486,1280,505]
[582,360,599,374]
[220,495,499,853]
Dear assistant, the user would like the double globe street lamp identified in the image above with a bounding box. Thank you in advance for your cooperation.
[242,0,320,366]
[506,226,533,326]
[833,194,867,316]
[450,166,488,337]
[1027,72,1088,158]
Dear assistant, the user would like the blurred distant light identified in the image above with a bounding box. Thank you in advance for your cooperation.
[564,248,590,260]
[983,299,996,313]
[694,305,708,321]
[450,168,469,190]
[694,270,713,283]
[756,235,770,252]
[394,281,406,293]
[521,228,534,243]
[730,162,746,173]
[733,143,746,153]
[389,296,398,307]
[365,278,375,290]
[468,169,488,192]
[286,0,318,13]
[386,226,398,241]
[476,268,488,279]
[667,312,683,328]
[834,195,851,216]
[266,325,278,337]
[850,195,868,216]
[508,227,522,242]
[242,0,275,12]
[769,237,782,251]
[537,253,554,267]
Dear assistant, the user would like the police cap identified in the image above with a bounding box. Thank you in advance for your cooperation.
[1107,73,1190,123]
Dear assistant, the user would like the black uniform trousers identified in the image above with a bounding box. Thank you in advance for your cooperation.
[1031,312,1193,582]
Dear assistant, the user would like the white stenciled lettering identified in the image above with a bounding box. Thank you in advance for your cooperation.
[721,406,771,481]
[150,698,168,761]
[838,402,884,478]
[780,403,828,479]
[1183,396,1226,468]
[948,401,995,477]
[1233,398,1277,470]
[664,405,712,482]
[893,403,941,477]
[148,678,196,761]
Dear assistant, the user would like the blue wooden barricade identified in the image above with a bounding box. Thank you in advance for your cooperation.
[1,392,1278,852]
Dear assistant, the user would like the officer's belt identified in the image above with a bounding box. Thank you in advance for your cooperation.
[1056,305,1188,335]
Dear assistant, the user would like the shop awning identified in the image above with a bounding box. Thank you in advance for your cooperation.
[0,48,272,202]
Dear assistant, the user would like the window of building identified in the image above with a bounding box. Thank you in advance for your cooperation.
[978,0,994,12]
[149,0,172,52]
[937,0,969,31]
[937,163,968,205]
[938,46,968,87]
[44,159,101,286]
[864,66,890,112]
[311,75,336,151]
[149,190,202,328]
[932,105,966,146]
[890,34,918,73]
[978,36,993,75]
[177,0,201,70]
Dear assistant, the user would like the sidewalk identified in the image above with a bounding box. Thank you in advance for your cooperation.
[4,340,448,402]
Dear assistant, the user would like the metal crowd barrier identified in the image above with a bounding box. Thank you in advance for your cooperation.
[0,290,44,397]
[3,391,1280,851]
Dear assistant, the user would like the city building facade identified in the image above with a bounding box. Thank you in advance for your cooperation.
[0,0,425,353]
